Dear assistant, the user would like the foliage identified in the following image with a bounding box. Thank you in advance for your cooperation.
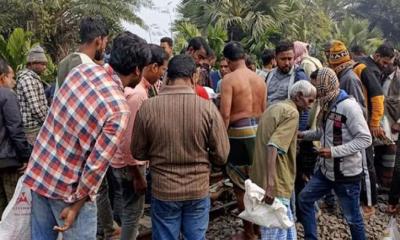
[206,25,228,59]
[0,28,34,72]
[173,22,201,53]
[350,0,400,43]
[0,28,57,83]
[332,16,384,54]
[0,0,150,62]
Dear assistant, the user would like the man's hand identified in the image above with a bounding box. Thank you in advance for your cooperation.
[318,148,332,159]
[297,131,304,139]
[391,123,400,133]
[387,204,398,214]
[263,185,275,205]
[53,206,79,232]
[133,175,147,195]
[54,197,87,232]
[370,126,385,139]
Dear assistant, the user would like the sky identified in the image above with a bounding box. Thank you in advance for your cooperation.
[123,0,182,44]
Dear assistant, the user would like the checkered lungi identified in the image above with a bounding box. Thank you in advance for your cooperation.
[260,198,297,240]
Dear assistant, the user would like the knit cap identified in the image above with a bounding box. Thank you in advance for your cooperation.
[27,45,48,63]
[328,40,351,65]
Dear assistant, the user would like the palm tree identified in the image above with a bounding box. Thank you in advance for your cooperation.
[0,0,151,62]
[332,16,384,54]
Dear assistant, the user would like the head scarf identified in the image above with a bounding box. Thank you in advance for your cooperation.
[294,41,309,65]
[312,67,340,109]
[312,67,341,125]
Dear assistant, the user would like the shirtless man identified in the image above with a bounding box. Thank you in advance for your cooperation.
[220,41,266,240]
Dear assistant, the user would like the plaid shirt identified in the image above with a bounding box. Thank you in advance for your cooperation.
[16,69,48,130]
[24,63,130,203]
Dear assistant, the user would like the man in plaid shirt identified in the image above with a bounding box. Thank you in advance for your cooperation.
[24,32,151,240]
[16,45,49,145]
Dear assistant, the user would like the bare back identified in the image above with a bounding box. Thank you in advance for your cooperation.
[220,67,267,127]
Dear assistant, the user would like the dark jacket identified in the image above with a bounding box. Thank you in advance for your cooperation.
[0,87,32,168]
[359,56,383,81]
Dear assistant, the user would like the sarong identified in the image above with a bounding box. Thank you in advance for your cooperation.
[226,118,257,190]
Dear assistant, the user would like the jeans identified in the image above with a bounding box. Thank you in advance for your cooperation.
[97,177,115,238]
[151,196,210,240]
[31,191,97,240]
[112,166,145,240]
[298,170,365,240]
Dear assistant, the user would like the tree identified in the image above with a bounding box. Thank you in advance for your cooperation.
[0,28,56,83]
[350,0,400,43]
[0,0,150,62]
[332,16,384,54]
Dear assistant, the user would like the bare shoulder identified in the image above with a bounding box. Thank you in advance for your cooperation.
[220,72,234,86]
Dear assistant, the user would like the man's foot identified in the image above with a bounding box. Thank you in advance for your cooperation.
[106,226,121,240]
[362,205,376,218]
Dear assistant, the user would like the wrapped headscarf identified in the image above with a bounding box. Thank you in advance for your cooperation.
[294,41,309,65]
[312,67,340,110]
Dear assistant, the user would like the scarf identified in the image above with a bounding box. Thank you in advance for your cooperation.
[312,68,340,125]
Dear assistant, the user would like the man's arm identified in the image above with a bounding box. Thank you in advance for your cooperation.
[208,105,230,166]
[300,127,322,141]
[219,77,233,128]
[131,107,149,161]
[73,111,129,202]
[21,76,48,123]
[263,145,278,204]
[360,68,385,131]
[2,90,32,161]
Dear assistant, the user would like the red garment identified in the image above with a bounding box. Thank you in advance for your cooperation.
[196,85,209,100]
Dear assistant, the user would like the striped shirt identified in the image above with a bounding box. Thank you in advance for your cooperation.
[24,63,130,203]
[132,85,230,201]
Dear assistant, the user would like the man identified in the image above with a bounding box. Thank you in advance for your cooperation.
[23,32,151,240]
[16,45,48,145]
[111,44,168,240]
[350,45,366,61]
[388,52,400,214]
[0,58,32,216]
[219,41,266,240]
[267,41,309,132]
[132,54,229,240]
[256,49,276,80]
[185,37,211,68]
[328,41,365,109]
[57,16,109,88]
[245,54,257,72]
[327,40,385,216]
[251,80,316,240]
[215,58,231,93]
[359,44,396,191]
[160,37,174,60]
[359,43,395,81]
[294,41,323,79]
[184,37,213,98]
[55,16,117,239]
[298,68,372,240]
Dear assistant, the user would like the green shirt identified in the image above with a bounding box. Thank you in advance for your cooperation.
[250,99,299,198]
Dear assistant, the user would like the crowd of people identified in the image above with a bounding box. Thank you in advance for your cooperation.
[0,15,400,240]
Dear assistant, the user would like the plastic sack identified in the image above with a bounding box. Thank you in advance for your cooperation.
[383,217,400,240]
[0,175,31,240]
[238,179,294,229]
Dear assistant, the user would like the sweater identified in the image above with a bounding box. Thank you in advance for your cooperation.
[302,90,372,182]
